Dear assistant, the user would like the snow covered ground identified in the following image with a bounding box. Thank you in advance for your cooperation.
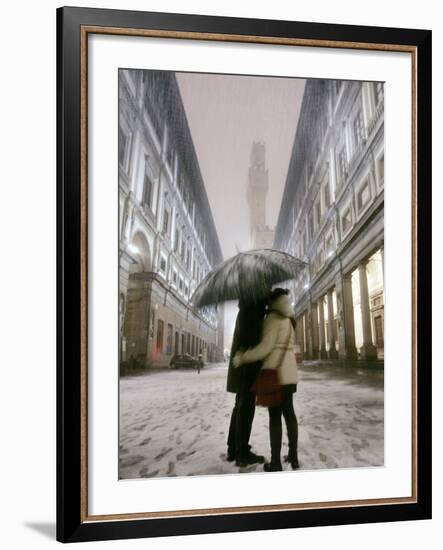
[119,362,384,479]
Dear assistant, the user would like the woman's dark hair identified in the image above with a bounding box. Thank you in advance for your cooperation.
[269,287,289,302]
[269,288,296,330]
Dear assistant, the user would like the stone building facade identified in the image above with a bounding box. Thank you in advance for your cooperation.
[274,79,384,361]
[119,70,224,368]
[246,142,275,249]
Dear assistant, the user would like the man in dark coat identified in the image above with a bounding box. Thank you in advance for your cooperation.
[226,298,267,467]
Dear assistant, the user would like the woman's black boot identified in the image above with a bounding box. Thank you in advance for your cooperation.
[269,416,283,471]
[286,415,299,469]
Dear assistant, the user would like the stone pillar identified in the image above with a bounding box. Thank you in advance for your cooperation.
[380,245,384,282]
[123,273,153,367]
[311,302,319,359]
[358,261,378,360]
[336,273,358,360]
[302,313,308,355]
[295,316,304,350]
[306,308,313,359]
[318,297,328,359]
[327,289,338,359]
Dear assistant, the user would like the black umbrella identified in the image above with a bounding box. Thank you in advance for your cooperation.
[191,248,307,308]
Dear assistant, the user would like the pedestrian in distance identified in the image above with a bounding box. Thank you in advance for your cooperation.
[233,288,300,472]
[197,349,203,374]
[226,297,268,467]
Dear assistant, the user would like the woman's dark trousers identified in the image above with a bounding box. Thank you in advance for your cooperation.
[268,386,298,465]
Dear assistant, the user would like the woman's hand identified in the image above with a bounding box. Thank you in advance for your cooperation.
[233,352,243,368]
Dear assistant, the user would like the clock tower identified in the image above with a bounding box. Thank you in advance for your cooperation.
[246,142,274,249]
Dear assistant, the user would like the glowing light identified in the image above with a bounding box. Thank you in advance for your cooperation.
[128,243,138,254]
[328,250,334,258]
[303,283,310,290]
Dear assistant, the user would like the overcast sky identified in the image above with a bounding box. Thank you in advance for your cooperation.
[177,71,305,350]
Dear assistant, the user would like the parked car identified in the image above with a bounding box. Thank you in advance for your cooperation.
[169,354,200,369]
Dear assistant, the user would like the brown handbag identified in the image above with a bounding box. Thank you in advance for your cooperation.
[251,320,292,408]
[252,369,282,407]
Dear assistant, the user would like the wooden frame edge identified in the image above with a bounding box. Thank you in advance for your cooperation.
[76,21,423,528]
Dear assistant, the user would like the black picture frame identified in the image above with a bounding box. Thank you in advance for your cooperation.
[57,5,432,543]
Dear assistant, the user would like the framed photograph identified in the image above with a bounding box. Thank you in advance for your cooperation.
[57,6,432,543]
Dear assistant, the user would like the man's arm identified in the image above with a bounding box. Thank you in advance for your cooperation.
[236,316,278,365]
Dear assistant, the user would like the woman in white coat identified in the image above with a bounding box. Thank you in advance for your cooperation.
[233,288,299,471]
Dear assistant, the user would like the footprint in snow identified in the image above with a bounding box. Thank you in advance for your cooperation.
[155,448,172,460]
[139,467,160,478]
[120,455,145,468]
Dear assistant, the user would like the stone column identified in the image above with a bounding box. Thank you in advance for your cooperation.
[380,245,384,282]
[327,289,338,359]
[306,308,313,359]
[123,273,153,367]
[336,273,358,360]
[295,315,304,350]
[358,261,378,360]
[311,302,319,360]
[318,297,328,359]
[302,313,308,355]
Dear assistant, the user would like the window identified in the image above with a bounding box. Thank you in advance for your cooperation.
[186,249,191,270]
[351,107,365,152]
[376,154,384,186]
[341,207,352,234]
[307,160,314,182]
[323,172,331,210]
[179,277,183,291]
[357,180,371,212]
[174,228,180,252]
[166,142,174,169]
[315,200,322,227]
[318,248,324,269]
[326,234,334,256]
[162,209,169,235]
[374,82,384,106]
[156,319,164,353]
[372,296,382,307]
[142,158,154,210]
[178,172,184,196]
[159,256,167,273]
[336,146,347,186]
[119,127,130,169]
[185,284,189,297]
[308,211,315,240]
[172,270,177,284]
[166,324,173,355]
[180,237,185,260]
[186,333,191,353]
